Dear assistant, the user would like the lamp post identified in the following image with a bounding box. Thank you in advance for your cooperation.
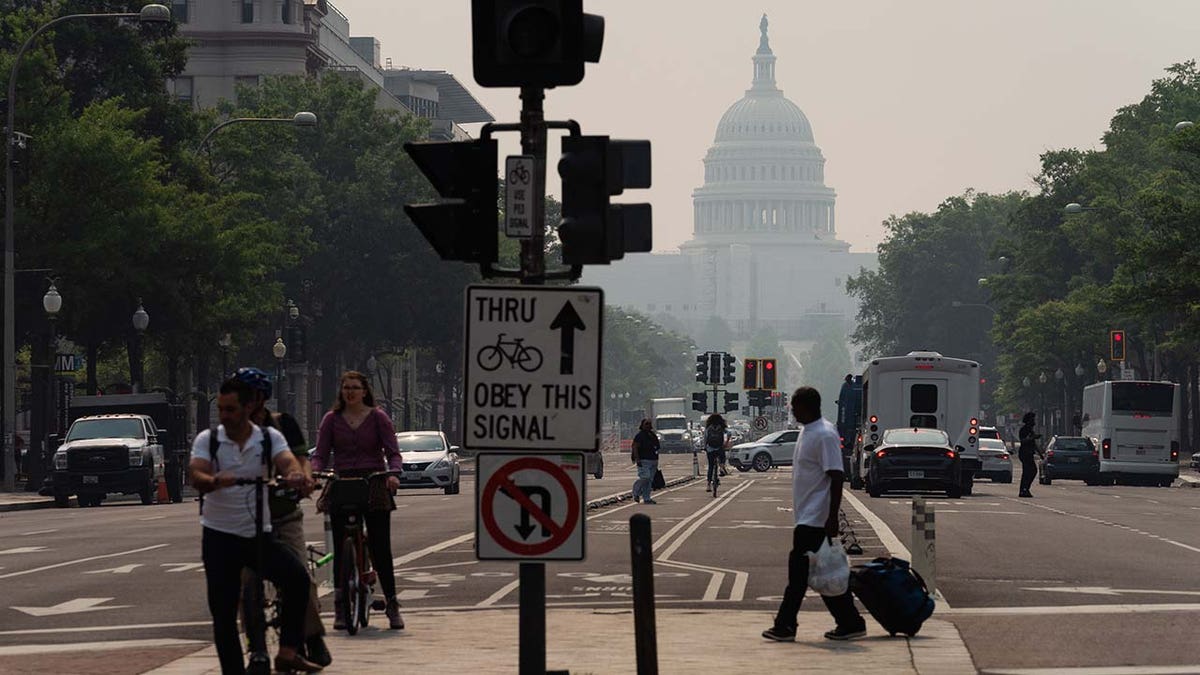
[1055,368,1065,435]
[272,338,287,413]
[1097,358,1108,382]
[29,281,62,491]
[218,333,233,379]
[196,111,318,155]
[1038,371,1048,435]
[131,300,150,393]
[3,4,172,490]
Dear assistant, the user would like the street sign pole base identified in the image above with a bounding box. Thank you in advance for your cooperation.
[519,561,546,675]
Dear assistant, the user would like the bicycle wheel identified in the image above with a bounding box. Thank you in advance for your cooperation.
[340,537,360,636]
[517,346,543,372]
[477,346,503,371]
[241,573,279,656]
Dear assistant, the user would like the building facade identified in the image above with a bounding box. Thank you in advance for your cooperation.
[583,16,876,340]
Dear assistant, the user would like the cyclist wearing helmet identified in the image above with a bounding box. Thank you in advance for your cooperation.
[235,367,331,668]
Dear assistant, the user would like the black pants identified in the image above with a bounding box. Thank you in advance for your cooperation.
[774,524,864,631]
[1019,455,1037,493]
[202,527,309,675]
[706,448,725,484]
[331,510,397,599]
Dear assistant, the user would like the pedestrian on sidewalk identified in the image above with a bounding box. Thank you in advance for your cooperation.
[763,386,866,643]
[631,419,660,504]
[1017,411,1042,498]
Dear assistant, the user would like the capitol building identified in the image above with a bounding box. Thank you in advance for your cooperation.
[584,16,877,342]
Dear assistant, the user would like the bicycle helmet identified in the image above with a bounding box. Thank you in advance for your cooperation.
[233,366,272,400]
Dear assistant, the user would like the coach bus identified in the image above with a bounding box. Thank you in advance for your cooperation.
[1081,380,1180,486]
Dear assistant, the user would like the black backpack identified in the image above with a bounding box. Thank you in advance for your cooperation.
[705,423,725,448]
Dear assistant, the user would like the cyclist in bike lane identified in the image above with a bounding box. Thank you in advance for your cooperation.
[703,413,729,492]
[234,367,331,667]
[311,370,405,630]
[189,378,322,674]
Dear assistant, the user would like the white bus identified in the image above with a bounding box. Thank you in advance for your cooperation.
[851,351,982,495]
[1081,380,1180,486]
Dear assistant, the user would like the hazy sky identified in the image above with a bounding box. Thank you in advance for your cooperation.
[335,1,1200,252]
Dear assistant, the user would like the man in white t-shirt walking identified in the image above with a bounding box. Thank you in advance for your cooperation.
[189,378,323,673]
[763,386,866,643]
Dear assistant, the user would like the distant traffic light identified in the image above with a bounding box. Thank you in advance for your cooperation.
[743,358,759,390]
[471,0,605,88]
[748,389,769,408]
[695,354,708,384]
[721,353,737,385]
[403,139,499,264]
[723,391,739,413]
[1110,330,1126,362]
[691,392,708,413]
[707,352,721,385]
[762,358,777,390]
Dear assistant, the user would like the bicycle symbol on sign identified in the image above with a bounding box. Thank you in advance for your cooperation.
[508,162,530,186]
[477,333,544,372]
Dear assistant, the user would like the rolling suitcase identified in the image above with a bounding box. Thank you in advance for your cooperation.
[848,556,935,637]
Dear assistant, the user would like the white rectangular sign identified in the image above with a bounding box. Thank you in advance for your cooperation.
[504,155,535,238]
[476,453,585,561]
[464,285,603,451]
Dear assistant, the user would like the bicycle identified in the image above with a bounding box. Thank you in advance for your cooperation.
[232,474,275,675]
[314,469,401,635]
[476,333,543,372]
[241,543,333,663]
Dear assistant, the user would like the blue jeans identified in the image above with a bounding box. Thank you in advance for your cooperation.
[633,459,658,502]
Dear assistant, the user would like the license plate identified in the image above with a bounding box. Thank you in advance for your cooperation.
[1068,457,1080,463]
[83,475,98,484]
[907,470,924,479]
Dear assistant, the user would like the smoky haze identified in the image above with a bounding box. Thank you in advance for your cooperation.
[337,0,1200,252]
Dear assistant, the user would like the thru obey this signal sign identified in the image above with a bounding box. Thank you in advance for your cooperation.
[476,453,585,561]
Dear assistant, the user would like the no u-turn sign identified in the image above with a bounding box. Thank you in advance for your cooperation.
[476,453,585,561]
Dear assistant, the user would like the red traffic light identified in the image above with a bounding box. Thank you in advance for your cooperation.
[764,361,774,369]
[1113,332,1123,341]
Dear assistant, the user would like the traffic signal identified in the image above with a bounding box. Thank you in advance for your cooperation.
[1110,330,1126,362]
[471,0,605,88]
[558,135,652,265]
[695,354,708,383]
[762,358,777,390]
[286,324,307,363]
[723,391,739,413]
[403,139,499,264]
[743,358,759,390]
[707,352,721,385]
[722,353,737,385]
[691,392,708,413]
[748,389,769,408]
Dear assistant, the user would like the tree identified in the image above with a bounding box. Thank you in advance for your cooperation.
[800,325,853,401]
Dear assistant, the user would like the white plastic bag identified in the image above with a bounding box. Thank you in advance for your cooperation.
[807,537,850,596]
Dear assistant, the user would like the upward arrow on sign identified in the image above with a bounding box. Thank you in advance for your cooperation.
[549,301,586,375]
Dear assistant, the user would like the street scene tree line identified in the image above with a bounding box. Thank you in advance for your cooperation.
[848,61,1200,449]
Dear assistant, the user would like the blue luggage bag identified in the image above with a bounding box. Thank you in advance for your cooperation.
[848,556,935,637]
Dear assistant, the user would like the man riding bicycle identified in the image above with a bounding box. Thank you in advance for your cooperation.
[189,377,322,674]
[234,367,331,668]
[704,413,729,492]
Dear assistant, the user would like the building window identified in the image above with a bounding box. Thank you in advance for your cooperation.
[241,0,254,23]
[281,0,293,24]
[170,76,193,103]
[171,0,188,23]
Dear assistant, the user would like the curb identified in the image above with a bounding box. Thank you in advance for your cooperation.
[0,498,59,513]
[586,473,697,510]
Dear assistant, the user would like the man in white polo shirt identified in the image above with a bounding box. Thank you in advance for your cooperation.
[763,386,866,643]
[189,378,322,673]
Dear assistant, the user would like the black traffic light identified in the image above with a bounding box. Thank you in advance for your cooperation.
[558,135,652,265]
[1110,330,1126,362]
[286,325,307,364]
[722,353,737,385]
[471,0,604,88]
[403,139,499,264]
[743,358,759,390]
[762,358,777,390]
[695,354,709,384]
[692,392,708,413]
[707,352,721,385]
[723,391,739,413]
[748,389,769,408]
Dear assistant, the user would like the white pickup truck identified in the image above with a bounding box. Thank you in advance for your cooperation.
[50,414,165,507]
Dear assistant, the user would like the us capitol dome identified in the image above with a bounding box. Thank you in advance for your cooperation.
[583,15,876,340]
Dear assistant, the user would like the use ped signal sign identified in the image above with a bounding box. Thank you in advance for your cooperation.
[464,285,603,451]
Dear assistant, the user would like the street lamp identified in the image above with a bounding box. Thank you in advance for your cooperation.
[197,111,319,155]
[1055,368,1065,434]
[3,3,172,491]
[218,333,233,379]
[131,300,149,393]
[30,282,63,490]
[272,337,287,412]
[1097,358,1108,381]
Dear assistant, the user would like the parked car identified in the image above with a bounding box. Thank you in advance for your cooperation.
[977,438,1013,483]
[1191,450,1200,472]
[728,429,799,472]
[394,431,461,494]
[864,428,962,499]
[586,451,604,479]
[1039,436,1100,486]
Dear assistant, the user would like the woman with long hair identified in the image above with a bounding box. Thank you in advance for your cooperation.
[704,413,729,491]
[311,370,405,630]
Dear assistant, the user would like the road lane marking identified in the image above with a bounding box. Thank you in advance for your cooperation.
[11,597,132,617]
[0,638,205,656]
[395,560,479,573]
[391,533,474,568]
[1003,497,1200,555]
[0,546,48,555]
[656,480,755,601]
[843,490,951,608]
[0,544,168,580]
[19,529,58,536]
[941,603,1200,616]
[1022,587,1200,598]
[84,564,142,575]
[476,580,520,607]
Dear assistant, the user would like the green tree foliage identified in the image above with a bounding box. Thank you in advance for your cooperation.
[603,309,693,408]
[800,325,853,401]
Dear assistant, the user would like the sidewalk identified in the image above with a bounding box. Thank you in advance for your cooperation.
[148,608,977,674]
[0,490,57,512]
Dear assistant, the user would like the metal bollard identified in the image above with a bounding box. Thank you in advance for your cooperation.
[910,496,936,595]
[629,513,658,675]
[692,450,700,479]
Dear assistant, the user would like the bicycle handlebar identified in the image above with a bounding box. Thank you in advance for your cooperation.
[312,469,402,481]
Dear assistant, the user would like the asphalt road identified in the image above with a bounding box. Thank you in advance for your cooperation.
[0,454,1197,673]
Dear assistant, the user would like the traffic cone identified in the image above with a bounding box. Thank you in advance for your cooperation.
[156,478,169,504]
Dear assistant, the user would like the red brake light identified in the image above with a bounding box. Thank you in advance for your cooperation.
[970,418,979,426]
[875,449,887,458]
[1102,438,1111,459]
[869,415,878,424]
[969,427,978,435]
[1171,441,1180,460]
[945,450,956,459]
[914,364,934,370]
[999,454,1009,461]
[1046,450,1054,459]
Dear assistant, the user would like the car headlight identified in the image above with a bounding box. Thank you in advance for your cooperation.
[429,457,449,471]
[53,451,67,470]
[128,448,144,466]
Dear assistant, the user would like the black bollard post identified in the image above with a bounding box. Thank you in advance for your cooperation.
[629,513,658,675]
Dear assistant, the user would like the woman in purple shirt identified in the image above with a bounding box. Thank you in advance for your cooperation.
[312,370,405,630]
